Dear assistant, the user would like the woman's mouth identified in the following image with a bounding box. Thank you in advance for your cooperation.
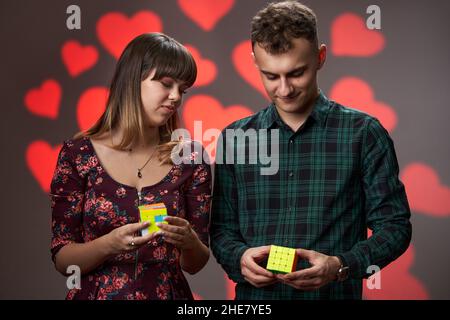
[161,105,176,113]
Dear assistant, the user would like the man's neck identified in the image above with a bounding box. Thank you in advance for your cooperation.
[276,91,319,132]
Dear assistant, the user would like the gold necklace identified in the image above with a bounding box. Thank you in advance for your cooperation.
[136,147,158,179]
[110,133,159,179]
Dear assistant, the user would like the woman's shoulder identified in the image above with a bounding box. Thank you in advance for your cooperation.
[172,139,211,167]
[60,136,94,159]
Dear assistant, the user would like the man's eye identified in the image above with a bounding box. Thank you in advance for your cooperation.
[266,75,277,80]
[291,71,305,77]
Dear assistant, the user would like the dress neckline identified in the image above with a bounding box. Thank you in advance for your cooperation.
[85,137,178,192]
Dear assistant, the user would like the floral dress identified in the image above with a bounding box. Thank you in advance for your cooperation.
[50,137,211,300]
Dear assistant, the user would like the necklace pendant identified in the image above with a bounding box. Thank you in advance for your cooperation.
[137,170,142,179]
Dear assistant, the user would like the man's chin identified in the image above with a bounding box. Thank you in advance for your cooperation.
[275,99,302,112]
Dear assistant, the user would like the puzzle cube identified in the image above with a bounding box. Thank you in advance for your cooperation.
[138,203,168,236]
[266,245,298,274]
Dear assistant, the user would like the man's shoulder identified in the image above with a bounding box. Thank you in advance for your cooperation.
[328,100,383,129]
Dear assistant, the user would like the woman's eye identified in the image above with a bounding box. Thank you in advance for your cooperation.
[161,81,172,88]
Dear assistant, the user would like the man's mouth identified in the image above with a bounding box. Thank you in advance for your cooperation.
[278,92,300,102]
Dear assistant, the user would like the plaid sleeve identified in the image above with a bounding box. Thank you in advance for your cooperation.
[339,118,412,279]
[210,132,249,283]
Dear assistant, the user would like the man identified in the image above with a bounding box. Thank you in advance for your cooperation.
[210,1,412,299]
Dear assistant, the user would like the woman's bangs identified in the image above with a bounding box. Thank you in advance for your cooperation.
[152,44,197,87]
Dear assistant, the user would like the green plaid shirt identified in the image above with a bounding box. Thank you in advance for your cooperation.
[210,92,412,299]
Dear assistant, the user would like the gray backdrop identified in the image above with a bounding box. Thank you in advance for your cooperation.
[0,0,449,299]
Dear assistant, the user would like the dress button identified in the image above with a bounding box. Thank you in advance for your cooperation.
[289,171,294,177]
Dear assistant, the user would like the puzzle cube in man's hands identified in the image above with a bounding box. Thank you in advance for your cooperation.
[266,245,298,274]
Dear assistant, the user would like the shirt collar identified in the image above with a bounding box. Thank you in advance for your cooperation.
[262,90,331,129]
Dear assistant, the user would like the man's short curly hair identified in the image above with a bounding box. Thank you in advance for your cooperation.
[251,1,318,54]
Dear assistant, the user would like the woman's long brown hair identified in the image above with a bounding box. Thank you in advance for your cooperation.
[75,32,197,164]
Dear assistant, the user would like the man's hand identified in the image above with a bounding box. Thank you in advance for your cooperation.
[241,246,277,288]
[277,249,341,291]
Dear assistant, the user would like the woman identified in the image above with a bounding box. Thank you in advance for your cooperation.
[50,33,211,300]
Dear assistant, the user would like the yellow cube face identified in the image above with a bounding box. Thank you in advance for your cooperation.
[266,245,297,274]
[138,203,168,236]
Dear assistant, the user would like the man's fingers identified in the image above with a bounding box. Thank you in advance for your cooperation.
[243,270,277,288]
[284,278,321,288]
[245,258,274,278]
[283,266,320,281]
[296,248,315,260]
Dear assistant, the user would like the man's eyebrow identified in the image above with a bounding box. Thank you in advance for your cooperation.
[286,66,306,76]
[260,65,307,77]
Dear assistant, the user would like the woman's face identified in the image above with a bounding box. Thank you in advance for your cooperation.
[140,69,189,127]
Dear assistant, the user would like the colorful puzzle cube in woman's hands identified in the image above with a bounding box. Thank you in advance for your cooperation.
[266,245,298,274]
[138,203,168,236]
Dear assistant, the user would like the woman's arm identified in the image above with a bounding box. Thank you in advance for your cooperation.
[55,221,156,276]
[158,216,210,274]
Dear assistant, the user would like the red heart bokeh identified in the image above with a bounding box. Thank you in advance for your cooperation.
[24,79,62,119]
[232,40,269,100]
[97,11,163,59]
[77,87,109,132]
[364,229,428,299]
[331,13,385,57]
[401,162,450,217]
[178,0,234,31]
[26,140,62,192]
[225,275,236,300]
[182,94,253,161]
[184,44,217,87]
[329,77,397,132]
[61,40,98,77]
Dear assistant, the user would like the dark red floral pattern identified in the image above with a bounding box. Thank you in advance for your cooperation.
[50,137,211,300]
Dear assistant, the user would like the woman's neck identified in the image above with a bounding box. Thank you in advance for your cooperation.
[111,126,160,152]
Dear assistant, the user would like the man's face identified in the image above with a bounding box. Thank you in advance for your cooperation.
[253,38,325,116]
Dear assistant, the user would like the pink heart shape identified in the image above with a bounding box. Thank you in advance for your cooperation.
[61,40,98,77]
[232,40,269,100]
[184,44,217,87]
[76,87,109,132]
[26,140,62,192]
[331,13,385,57]
[178,0,234,31]
[97,11,163,59]
[401,162,450,217]
[24,79,62,119]
[182,94,253,161]
[329,77,397,132]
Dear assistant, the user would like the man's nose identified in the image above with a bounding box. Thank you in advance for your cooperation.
[277,78,293,97]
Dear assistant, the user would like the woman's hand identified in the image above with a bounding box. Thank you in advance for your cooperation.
[104,221,158,255]
[156,216,199,251]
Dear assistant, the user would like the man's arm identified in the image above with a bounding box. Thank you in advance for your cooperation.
[210,155,249,283]
[339,117,412,278]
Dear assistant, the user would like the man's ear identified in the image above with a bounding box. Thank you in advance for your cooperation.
[317,44,327,70]
[252,51,258,69]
